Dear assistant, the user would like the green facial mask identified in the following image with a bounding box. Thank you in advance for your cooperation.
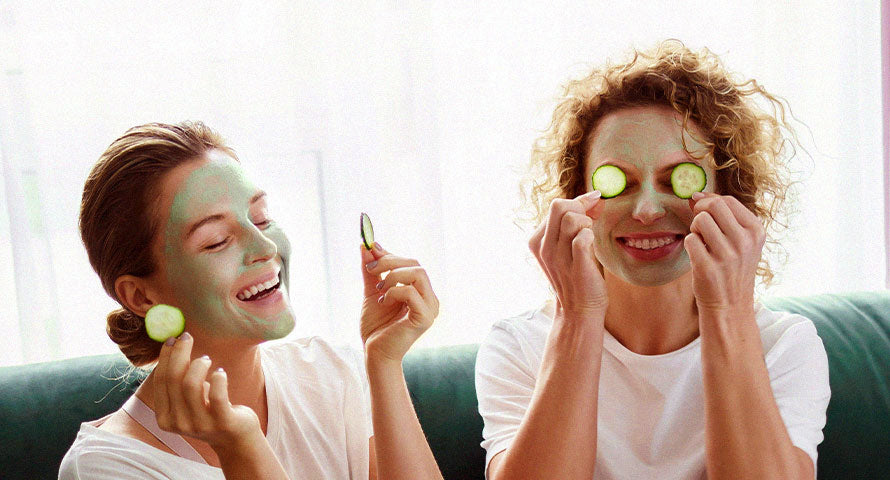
[587,107,715,287]
[161,154,295,340]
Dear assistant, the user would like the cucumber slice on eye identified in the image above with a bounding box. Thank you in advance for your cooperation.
[144,304,185,342]
[670,162,707,198]
[591,165,627,198]
[360,212,375,250]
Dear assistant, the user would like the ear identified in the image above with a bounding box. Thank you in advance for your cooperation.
[114,275,162,318]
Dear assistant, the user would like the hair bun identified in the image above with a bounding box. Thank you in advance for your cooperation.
[106,308,161,367]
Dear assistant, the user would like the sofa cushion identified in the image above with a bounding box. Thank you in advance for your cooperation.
[763,291,890,479]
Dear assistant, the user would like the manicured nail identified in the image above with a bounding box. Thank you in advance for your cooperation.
[375,281,384,290]
[200,355,210,361]
[373,242,383,251]
[587,190,602,199]
[181,332,192,341]
[377,295,385,304]
[366,260,378,270]
[217,367,225,375]
[691,192,706,200]
[164,337,176,346]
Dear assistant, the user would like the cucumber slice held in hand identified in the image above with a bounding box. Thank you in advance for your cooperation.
[360,212,375,250]
[591,165,627,198]
[670,162,707,199]
[144,304,185,342]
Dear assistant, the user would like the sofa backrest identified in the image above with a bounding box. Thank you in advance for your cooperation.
[1,291,888,479]
[762,292,890,479]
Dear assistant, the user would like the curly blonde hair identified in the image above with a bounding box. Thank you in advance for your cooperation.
[521,40,798,286]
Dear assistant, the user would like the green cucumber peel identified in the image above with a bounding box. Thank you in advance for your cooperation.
[360,212,375,250]
[670,162,707,199]
[591,165,627,198]
[144,304,185,342]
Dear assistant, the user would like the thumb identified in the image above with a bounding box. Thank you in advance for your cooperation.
[360,243,388,296]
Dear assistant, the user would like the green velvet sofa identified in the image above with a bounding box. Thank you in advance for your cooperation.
[1,291,888,479]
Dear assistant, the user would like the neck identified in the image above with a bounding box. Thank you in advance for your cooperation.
[136,336,268,432]
[602,269,700,355]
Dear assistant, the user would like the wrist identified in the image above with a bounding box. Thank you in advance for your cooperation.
[210,428,267,459]
[365,350,403,372]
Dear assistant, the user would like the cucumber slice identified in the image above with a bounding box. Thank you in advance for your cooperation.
[144,304,185,342]
[591,165,627,198]
[360,212,375,250]
[670,162,707,198]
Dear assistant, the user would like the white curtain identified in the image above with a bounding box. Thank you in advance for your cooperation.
[0,0,884,367]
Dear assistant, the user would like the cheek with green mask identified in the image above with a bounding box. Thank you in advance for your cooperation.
[162,160,295,340]
[592,191,693,287]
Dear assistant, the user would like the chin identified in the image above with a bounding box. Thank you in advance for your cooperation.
[265,309,296,340]
[609,261,691,288]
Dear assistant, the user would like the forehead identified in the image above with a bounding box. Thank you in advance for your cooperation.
[586,105,708,169]
[156,150,257,227]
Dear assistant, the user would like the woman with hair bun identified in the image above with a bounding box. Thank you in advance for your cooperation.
[476,40,830,479]
[60,122,443,479]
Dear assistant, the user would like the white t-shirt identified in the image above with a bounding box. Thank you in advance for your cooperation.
[59,336,372,480]
[475,302,831,479]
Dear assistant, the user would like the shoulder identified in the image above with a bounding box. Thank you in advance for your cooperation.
[754,302,824,355]
[754,302,830,390]
[484,307,552,349]
[59,423,201,479]
[262,335,366,382]
[477,307,551,378]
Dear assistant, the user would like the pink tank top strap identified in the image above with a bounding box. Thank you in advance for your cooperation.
[121,394,209,465]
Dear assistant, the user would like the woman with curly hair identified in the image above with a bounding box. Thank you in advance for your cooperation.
[475,40,830,479]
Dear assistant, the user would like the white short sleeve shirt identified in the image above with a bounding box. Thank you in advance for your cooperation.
[475,303,831,479]
[59,336,372,480]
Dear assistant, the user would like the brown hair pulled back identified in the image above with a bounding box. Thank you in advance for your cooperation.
[79,121,236,366]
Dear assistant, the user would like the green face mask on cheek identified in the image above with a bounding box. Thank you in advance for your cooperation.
[161,158,295,340]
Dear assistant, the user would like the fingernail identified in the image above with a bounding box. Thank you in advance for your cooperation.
[217,367,225,374]
[588,190,602,199]
[691,192,705,200]
[373,242,382,251]
[375,280,384,290]
[377,295,385,304]
[164,337,176,346]
[366,260,378,270]
[181,332,192,341]
[200,355,210,361]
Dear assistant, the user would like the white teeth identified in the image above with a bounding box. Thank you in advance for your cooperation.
[625,236,675,250]
[237,275,280,301]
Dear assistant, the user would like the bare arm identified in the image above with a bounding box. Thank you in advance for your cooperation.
[687,193,814,479]
[360,244,443,480]
[700,308,813,479]
[490,191,606,480]
[366,356,442,480]
[489,312,604,480]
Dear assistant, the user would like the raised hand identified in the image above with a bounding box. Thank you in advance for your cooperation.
[360,244,439,363]
[685,192,765,315]
[152,333,263,453]
[528,190,607,320]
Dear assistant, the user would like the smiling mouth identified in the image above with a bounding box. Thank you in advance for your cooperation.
[618,234,684,250]
[237,281,281,302]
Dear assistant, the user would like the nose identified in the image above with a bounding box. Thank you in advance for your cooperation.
[631,186,667,225]
[242,223,278,265]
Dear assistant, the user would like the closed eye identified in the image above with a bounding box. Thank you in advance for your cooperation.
[205,238,229,251]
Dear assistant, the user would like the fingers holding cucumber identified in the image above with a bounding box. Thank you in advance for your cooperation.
[152,332,262,450]
[528,191,607,320]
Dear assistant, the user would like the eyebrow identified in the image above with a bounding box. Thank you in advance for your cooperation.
[598,156,701,173]
[183,191,267,240]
